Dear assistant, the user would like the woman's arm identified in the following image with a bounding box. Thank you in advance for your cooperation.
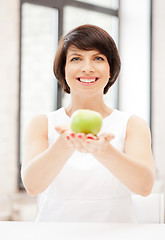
[92,115,155,196]
[21,114,74,196]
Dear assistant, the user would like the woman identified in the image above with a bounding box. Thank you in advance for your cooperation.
[21,24,155,222]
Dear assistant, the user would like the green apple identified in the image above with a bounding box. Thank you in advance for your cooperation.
[71,109,103,135]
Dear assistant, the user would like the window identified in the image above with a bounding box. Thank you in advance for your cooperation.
[19,2,59,188]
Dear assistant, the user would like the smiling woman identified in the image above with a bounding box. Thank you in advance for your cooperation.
[54,24,121,94]
[21,24,155,223]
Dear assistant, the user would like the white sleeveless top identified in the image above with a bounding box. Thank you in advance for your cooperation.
[35,107,137,222]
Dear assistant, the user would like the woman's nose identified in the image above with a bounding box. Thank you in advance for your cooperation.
[81,61,94,73]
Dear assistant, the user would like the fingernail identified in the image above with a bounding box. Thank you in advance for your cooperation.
[77,134,82,138]
[70,133,75,137]
[87,136,94,139]
[66,136,70,140]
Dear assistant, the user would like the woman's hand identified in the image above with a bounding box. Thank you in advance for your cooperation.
[55,125,114,153]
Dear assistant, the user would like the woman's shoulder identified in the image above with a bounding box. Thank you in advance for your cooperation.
[24,114,48,139]
[127,114,150,129]
[25,108,65,135]
[126,114,151,139]
[27,108,64,126]
[27,113,48,126]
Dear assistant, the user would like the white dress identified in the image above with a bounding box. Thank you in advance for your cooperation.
[35,107,137,222]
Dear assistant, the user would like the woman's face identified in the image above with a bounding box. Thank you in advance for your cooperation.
[65,46,111,96]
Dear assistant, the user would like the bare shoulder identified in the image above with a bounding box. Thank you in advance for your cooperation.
[126,115,151,139]
[127,115,150,132]
[24,114,48,140]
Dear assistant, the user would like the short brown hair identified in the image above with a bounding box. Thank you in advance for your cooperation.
[53,24,121,94]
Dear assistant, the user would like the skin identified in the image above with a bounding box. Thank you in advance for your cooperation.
[21,46,155,197]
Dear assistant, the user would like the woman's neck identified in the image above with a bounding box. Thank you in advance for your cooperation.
[65,93,113,118]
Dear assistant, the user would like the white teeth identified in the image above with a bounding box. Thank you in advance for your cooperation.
[79,78,97,83]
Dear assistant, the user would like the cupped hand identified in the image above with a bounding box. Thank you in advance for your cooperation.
[55,125,114,153]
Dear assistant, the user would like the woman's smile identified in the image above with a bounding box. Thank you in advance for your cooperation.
[76,76,99,85]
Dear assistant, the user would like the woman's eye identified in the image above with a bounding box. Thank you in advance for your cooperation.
[95,56,104,61]
[71,57,80,61]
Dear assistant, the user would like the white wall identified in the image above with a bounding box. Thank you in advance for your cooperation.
[0,0,20,194]
[152,0,165,180]
[119,0,150,123]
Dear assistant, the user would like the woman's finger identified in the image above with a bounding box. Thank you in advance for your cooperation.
[86,133,99,140]
[99,133,115,141]
[104,134,115,141]
[55,125,69,134]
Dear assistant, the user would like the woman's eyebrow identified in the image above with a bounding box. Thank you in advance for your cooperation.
[68,52,82,57]
[67,51,103,58]
[93,53,104,56]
